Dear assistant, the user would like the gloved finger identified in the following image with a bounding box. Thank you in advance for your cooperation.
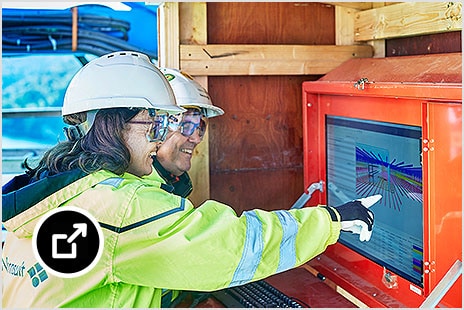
[357,194,382,208]
[341,220,362,233]
[358,221,372,242]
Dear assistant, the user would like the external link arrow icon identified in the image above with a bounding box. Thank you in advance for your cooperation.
[34,206,104,276]
[52,223,88,259]
[67,223,87,243]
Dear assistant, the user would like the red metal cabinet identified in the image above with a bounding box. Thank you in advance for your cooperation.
[302,53,462,308]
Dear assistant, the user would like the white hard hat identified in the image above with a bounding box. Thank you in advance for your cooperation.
[62,51,185,117]
[159,67,224,118]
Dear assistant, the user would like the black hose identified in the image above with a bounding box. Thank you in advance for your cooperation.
[2,12,156,58]
[2,13,131,31]
[3,37,156,58]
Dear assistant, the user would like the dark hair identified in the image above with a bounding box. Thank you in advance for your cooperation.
[26,108,139,180]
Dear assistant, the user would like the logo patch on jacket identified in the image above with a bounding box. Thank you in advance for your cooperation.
[2,256,26,277]
[27,262,49,287]
[3,257,49,287]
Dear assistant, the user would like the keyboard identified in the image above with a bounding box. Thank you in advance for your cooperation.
[212,280,304,308]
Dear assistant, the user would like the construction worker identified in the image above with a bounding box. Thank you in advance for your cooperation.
[2,51,380,308]
[148,67,224,198]
[151,68,225,306]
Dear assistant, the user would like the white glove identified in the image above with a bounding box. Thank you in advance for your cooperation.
[334,194,382,242]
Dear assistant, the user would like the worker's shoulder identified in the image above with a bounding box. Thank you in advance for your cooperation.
[92,170,163,190]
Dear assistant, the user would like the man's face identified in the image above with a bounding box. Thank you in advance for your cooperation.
[156,124,203,176]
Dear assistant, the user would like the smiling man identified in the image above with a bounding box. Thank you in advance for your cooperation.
[147,68,225,307]
[149,68,224,198]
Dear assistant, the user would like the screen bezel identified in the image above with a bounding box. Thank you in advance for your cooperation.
[302,88,431,306]
[324,114,424,287]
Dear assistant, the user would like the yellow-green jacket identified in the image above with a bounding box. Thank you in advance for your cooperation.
[2,168,340,308]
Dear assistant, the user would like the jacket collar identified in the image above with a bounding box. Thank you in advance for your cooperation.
[2,169,88,222]
[151,156,192,198]
[2,170,114,238]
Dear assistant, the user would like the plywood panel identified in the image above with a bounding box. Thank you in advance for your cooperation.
[209,76,312,170]
[210,169,305,216]
[207,2,335,44]
[386,31,462,57]
[206,2,334,212]
[208,75,319,213]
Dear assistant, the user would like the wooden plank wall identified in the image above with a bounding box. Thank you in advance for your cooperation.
[386,31,462,56]
[166,2,461,211]
[350,1,462,57]
[206,2,335,214]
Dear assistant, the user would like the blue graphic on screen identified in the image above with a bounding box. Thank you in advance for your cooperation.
[326,115,424,287]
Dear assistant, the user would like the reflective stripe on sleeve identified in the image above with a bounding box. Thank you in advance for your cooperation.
[229,210,263,286]
[275,210,297,273]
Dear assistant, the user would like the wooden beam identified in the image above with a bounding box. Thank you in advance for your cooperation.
[180,44,373,75]
[158,2,179,68]
[369,2,387,58]
[335,5,359,45]
[180,2,207,45]
[323,2,373,11]
[179,2,210,206]
[355,2,463,41]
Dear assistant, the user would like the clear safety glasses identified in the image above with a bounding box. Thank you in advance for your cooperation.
[127,112,171,143]
[168,108,207,139]
[128,108,207,142]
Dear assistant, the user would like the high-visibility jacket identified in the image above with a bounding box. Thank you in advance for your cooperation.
[151,155,193,198]
[2,168,341,308]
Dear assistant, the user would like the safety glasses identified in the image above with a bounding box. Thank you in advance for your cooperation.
[128,112,171,142]
[168,108,207,139]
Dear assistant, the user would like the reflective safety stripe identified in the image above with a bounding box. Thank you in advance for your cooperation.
[99,177,124,188]
[275,210,297,273]
[230,210,263,286]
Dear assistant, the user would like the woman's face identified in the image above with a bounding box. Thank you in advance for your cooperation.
[122,110,159,177]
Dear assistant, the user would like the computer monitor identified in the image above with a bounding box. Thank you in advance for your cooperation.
[302,77,462,308]
[326,115,423,287]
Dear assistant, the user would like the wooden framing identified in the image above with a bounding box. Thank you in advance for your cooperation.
[354,2,462,41]
[335,5,358,45]
[157,2,461,204]
[158,2,210,206]
[160,1,462,74]
[180,44,373,75]
[157,2,179,68]
[179,2,210,206]
[324,2,374,11]
[324,2,399,11]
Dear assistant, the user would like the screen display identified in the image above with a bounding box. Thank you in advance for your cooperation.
[326,115,424,287]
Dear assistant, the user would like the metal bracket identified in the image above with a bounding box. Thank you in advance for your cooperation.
[419,259,462,308]
[290,180,324,209]
[354,77,369,90]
